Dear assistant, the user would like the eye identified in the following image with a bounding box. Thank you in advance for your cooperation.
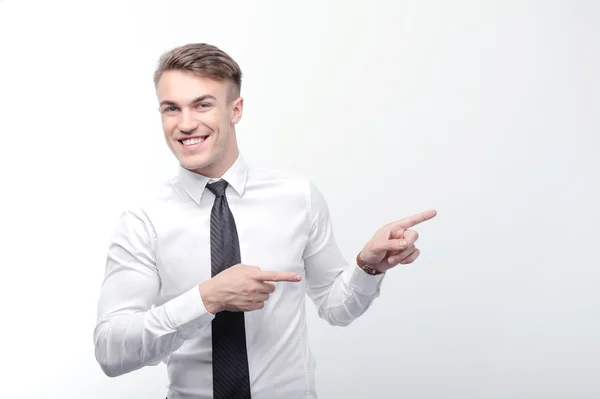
[196,103,212,110]
[162,106,179,114]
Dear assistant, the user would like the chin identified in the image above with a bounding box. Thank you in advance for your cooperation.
[180,158,211,171]
[177,153,214,172]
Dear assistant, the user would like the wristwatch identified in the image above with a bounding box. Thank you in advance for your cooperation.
[356,252,382,275]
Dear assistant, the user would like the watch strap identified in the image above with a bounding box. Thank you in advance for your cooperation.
[356,252,383,275]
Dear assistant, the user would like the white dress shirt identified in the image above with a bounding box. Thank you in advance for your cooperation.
[93,154,385,399]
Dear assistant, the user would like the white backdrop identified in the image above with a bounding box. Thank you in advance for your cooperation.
[0,1,598,398]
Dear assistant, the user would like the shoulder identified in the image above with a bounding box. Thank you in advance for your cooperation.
[116,175,181,224]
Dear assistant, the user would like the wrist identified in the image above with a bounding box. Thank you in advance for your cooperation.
[199,279,223,315]
[356,251,383,275]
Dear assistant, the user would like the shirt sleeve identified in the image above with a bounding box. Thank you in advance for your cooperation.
[303,181,385,326]
[93,208,214,377]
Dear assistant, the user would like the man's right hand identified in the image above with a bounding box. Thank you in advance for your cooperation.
[198,264,302,314]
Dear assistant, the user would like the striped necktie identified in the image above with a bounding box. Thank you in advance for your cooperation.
[206,180,251,399]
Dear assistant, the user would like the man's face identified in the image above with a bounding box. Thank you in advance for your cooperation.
[156,70,243,177]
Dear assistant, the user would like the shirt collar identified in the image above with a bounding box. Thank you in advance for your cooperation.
[178,154,248,204]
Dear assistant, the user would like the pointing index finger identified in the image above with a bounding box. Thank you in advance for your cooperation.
[396,209,437,229]
[253,270,302,282]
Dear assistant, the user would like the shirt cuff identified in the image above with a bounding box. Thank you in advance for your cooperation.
[163,285,215,333]
[344,264,385,296]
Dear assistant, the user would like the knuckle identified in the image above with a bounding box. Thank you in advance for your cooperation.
[245,265,260,275]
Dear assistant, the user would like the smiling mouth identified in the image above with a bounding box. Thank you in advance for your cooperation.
[179,136,207,146]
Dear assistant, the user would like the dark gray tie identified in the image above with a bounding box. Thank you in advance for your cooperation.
[206,180,251,399]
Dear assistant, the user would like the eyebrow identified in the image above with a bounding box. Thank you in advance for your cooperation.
[159,94,217,107]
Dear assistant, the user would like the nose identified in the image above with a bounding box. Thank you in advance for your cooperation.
[177,109,199,133]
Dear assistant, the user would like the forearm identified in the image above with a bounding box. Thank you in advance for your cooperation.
[308,262,384,326]
[94,285,214,377]
[304,231,385,326]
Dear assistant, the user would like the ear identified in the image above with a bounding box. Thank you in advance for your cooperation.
[231,97,244,125]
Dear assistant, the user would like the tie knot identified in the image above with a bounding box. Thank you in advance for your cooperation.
[207,180,228,197]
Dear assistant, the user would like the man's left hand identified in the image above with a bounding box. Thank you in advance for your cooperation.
[359,209,437,273]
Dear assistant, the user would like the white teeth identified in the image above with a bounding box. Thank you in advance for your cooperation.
[181,137,205,145]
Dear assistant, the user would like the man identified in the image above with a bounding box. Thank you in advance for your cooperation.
[93,43,436,399]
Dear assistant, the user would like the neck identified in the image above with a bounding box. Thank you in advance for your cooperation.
[196,148,239,178]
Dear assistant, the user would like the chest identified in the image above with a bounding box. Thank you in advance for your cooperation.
[152,195,309,298]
